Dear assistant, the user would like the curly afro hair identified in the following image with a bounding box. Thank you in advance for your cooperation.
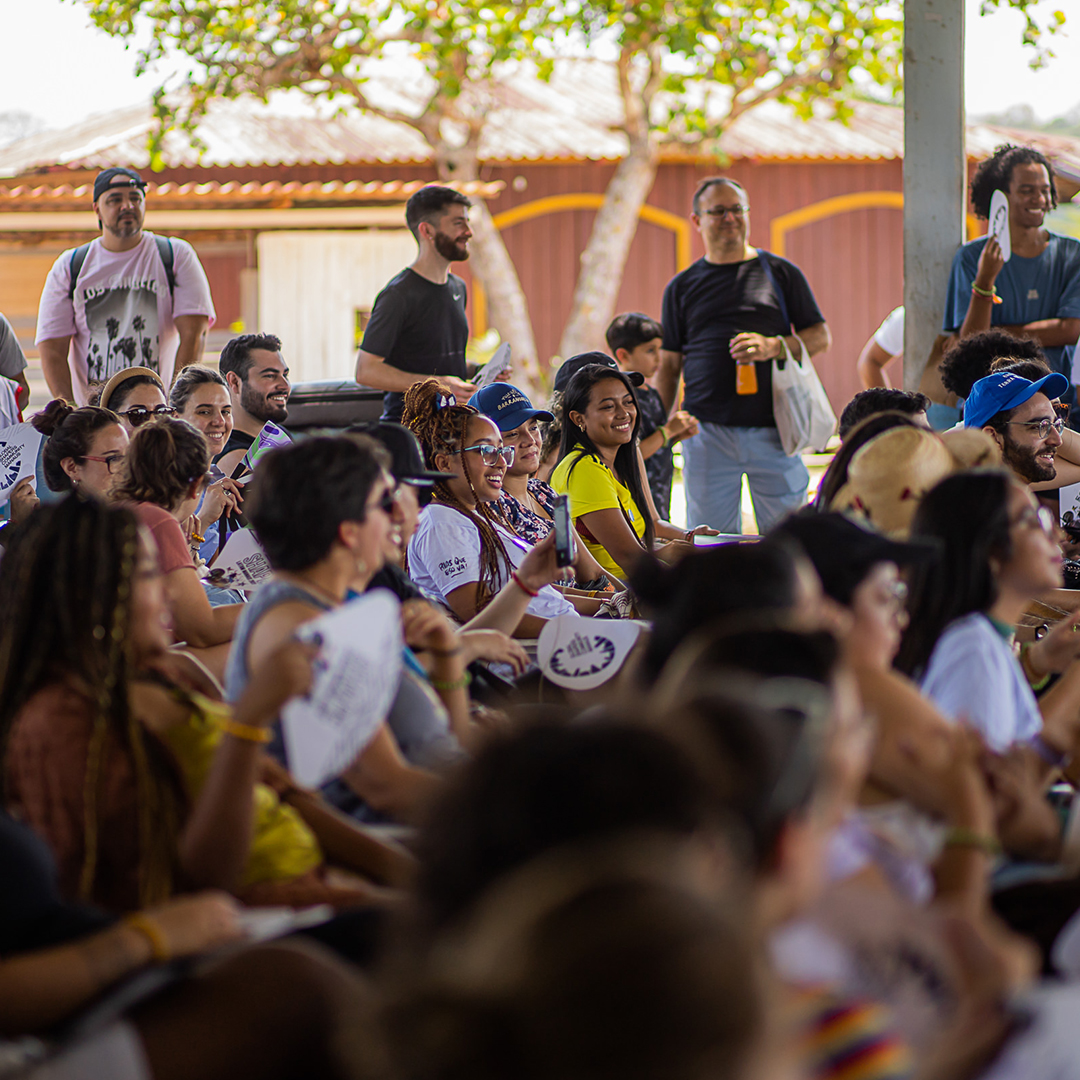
[939,329,1047,399]
[970,144,1057,219]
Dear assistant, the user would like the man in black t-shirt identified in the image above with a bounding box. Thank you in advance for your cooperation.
[356,186,480,421]
[658,178,831,534]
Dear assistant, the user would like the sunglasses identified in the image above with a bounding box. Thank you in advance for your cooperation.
[371,488,398,516]
[456,443,516,467]
[117,405,177,426]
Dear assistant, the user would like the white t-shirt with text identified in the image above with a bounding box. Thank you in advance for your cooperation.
[408,503,578,622]
[36,232,215,404]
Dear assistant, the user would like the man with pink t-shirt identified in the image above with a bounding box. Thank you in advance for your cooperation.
[36,167,216,405]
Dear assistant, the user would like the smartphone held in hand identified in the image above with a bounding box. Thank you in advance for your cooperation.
[552,494,575,567]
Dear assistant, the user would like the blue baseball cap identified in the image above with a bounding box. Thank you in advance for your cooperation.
[468,383,554,431]
[963,371,1069,429]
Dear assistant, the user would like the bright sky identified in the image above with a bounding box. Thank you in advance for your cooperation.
[0,0,1077,132]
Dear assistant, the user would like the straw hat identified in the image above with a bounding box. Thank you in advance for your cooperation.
[831,427,958,538]
[99,366,165,412]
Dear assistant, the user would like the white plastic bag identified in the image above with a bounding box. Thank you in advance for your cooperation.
[771,335,836,456]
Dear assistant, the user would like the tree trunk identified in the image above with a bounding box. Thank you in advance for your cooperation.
[557,136,660,360]
[434,147,543,399]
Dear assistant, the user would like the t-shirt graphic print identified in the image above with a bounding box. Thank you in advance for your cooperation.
[83,280,161,382]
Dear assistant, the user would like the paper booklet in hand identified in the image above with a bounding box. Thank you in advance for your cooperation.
[472,342,512,387]
[0,422,43,505]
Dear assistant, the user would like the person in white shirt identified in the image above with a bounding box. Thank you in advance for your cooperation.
[856,305,903,389]
[899,469,1080,762]
[401,378,585,637]
[35,167,215,405]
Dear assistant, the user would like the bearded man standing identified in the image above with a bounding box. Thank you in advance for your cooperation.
[355,185,479,421]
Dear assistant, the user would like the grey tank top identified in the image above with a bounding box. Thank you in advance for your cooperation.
[224,577,462,792]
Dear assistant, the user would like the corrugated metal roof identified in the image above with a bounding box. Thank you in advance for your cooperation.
[1,59,1078,175]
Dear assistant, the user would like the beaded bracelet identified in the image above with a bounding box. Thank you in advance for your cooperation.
[190,532,206,546]
[123,913,171,963]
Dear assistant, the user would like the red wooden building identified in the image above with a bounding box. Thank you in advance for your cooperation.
[1,61,1078,412]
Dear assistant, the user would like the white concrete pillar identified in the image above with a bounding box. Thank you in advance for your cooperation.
[903,0,966,390]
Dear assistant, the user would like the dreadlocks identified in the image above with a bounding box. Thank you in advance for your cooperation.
[0,496,184,907]
[402,378,513,611]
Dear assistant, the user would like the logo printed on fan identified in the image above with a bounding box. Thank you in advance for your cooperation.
[0,440,21,490]
[549,632,617,679]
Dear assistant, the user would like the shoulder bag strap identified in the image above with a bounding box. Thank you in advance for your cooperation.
[67,243,93,302]
[154,235,176,296]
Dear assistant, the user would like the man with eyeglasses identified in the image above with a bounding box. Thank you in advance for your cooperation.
[964,370,1070,484]
[658,177,831,534]
[36,167,215,406]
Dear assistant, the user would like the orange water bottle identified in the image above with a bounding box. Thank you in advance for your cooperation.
[735,359,758,395]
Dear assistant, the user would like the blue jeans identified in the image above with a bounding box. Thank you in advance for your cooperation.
[682,423,809,534]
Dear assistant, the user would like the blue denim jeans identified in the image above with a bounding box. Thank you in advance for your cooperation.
[682,423,809,534]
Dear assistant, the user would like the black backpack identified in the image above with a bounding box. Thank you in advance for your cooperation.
[67,235,176,301]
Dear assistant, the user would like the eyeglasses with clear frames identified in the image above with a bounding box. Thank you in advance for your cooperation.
[1011,505,1057,535]
[456,444,515,467]
[1005,417,1065,439]
[701,205,748,218]
[82,453,125,474]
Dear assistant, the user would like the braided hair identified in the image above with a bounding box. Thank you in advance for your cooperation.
[0,497,184,906]
[402,379,513,611]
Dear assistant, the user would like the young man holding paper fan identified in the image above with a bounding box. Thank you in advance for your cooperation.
[944,144,1080,403]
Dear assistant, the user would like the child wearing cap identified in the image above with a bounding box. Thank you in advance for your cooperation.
[606,314,699,520]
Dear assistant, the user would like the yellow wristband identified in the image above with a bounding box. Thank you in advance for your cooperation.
[219,717,272,743]
[123,913,171,963]
[944,827,1002,857]
[429,672,473,692]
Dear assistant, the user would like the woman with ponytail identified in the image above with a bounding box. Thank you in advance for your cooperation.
[402,378,579,637]
[111,417,242,671]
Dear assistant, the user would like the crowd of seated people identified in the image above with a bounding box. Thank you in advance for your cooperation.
[12,316,1080,1080]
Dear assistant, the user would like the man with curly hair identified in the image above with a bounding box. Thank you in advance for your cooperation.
[943,144,1080,402]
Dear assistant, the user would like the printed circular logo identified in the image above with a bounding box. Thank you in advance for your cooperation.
[537,615,643,690]
[0,440,22,490]
[550,633,616,679]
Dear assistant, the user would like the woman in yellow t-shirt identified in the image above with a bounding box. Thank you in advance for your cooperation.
[550,363,700,581]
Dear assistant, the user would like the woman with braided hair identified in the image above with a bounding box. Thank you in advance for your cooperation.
[0,496,320,913]
[402,378,581,637]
